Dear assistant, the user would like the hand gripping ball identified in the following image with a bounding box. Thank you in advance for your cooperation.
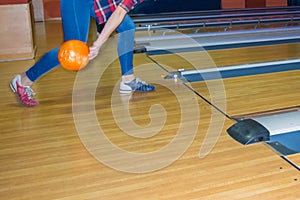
[58,40,89,71]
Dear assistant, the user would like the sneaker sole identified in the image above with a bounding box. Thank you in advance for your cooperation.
[119,89,133,94]
[9,82,17,93]
[120,89,154,94]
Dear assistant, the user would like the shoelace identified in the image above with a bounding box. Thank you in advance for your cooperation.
[24,86,35,100]
[135,78,148,86]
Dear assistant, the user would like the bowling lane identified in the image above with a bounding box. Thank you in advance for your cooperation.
[145,42,300,71]
[146,42,300,116]
[285,153,300,170]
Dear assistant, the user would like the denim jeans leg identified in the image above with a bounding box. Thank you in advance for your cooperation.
[116,15,135,76]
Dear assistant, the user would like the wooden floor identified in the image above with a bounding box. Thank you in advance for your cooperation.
[1,20,300,200]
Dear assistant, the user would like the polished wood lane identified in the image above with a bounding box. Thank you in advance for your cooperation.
[148,42,300,70]
[286,153,300,168]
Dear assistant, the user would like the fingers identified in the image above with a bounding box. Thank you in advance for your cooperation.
[88,45,100,60]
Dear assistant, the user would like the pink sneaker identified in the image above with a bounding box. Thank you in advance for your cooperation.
[10,75,39,107]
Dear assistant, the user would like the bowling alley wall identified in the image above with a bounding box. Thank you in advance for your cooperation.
[38,0,289,20]
[222,0,287,9]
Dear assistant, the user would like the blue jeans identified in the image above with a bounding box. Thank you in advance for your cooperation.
[26,0,135,82]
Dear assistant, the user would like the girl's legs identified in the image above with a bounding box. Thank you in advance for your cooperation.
[11,0,94,106]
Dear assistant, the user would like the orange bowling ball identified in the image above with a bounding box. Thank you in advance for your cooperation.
[58,40,89,71]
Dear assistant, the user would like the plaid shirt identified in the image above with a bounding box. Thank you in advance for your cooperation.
[94,0,143,24]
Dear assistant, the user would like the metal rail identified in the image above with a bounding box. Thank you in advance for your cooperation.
[131,6,300,31]
[132,6,300,23]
